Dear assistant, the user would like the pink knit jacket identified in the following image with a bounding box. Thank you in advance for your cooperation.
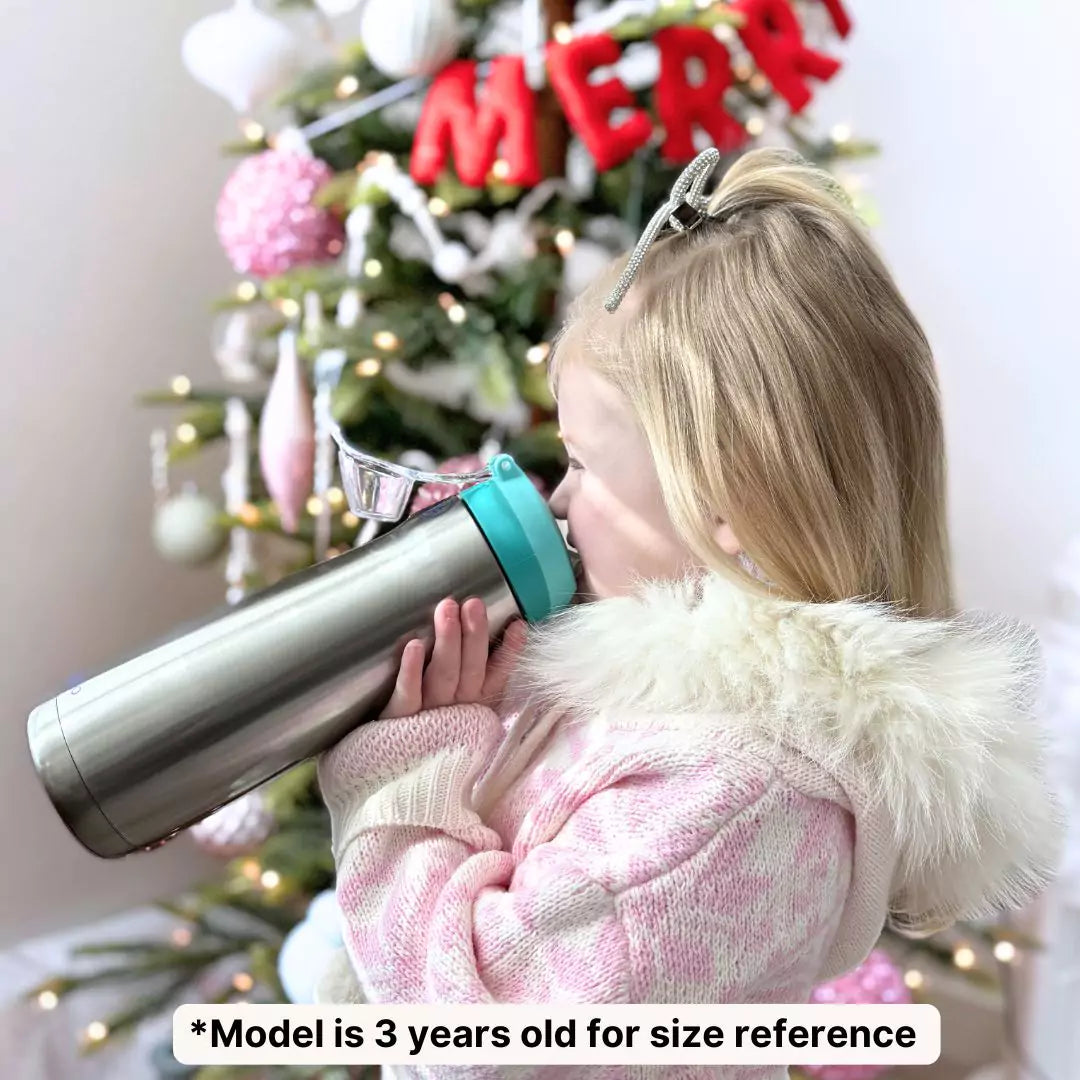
[315,571,1064,1079]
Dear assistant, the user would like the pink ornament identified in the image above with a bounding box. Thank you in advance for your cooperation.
[800,949,911,1080]
[260,332,315,533]
[407,454,548,516]
[216,149,345,278]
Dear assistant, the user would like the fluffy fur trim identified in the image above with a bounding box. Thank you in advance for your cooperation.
[507,572,1065,931]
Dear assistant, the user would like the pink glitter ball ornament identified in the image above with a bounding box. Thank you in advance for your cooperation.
[408,454,548,516]
[800,949,911,1080]
[216,149,345,278]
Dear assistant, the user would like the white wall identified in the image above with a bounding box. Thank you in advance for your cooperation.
[1,0,1078,950]
[816,0,1080,624]
[0,0,241,946]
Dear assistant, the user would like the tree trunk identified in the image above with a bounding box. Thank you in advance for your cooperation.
[535,0,575,177]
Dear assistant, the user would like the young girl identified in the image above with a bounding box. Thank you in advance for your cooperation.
[314,148,1063,1071]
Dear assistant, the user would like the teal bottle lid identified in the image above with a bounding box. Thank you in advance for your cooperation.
[459,454,576,623]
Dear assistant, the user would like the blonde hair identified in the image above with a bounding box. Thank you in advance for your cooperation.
[551,148,954,617]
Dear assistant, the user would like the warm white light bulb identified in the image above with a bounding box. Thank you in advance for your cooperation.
[953,946,976,970]
[171,376,192,396]
[994,941,1017,963]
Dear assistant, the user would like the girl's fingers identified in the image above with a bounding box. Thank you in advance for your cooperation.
[380,639,425,719]
[481,619,528,709]
[456,598,489,703]
[422,597,462,708]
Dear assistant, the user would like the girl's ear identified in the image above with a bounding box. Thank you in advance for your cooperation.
[713,520,741,556]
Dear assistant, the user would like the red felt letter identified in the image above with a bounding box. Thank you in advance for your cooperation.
[410,56,541,188]
[817,0,852,38]
[654,27,747,162]
[731,0,842,113]
[546,34,652,172]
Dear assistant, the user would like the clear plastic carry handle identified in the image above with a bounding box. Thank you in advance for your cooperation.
[331,420,492,522]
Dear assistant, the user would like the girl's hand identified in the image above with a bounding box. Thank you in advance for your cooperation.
[379,597,528,720]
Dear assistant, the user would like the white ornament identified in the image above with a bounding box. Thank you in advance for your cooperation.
[314,0,362,14]
[213,309,262,383]
[398,449,438,472]
[153,488,228,566]
[359,0,461,79]
[279,890,345,1004]
[181,0,302,114]
[433,242,473,283]
[189,789,274,856]
[559,239,615,303]
[565,138,597,200]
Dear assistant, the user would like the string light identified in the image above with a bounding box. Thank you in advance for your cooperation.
[733,61,753,82]
[363,258,383,277]
[373,330,399,351]
[260,869,281,890]
[327,546,347,558]
[241,859,262,881]
[526,343,550,365]
[831,123,852,144]
[903,969,924,990]
[994,940,1017,963]
[238,502,261,527]
[491,159,511,181]
[694,0,712,9]
[336,75,360,98]
[171,927,193,948]
[326,486,346,509]
[953,945,976,970]
[552,22,573,44]
[170,376,192,397]
[236,281,258,302]
[746,116,765,136]
[277,298,301,319]
[437,292,456,311]
[749,73,769,93]
[555,229,576,255]
[328,238,344,255]
[342,511,360,528]
[355,357,382,377]
[713,23,736,42]
[242,121,265,143]
[85,1021,109,1043]
[306,496,324,516]
[176,423,198,444]
[232,973,255,993]
[446,303,467,324]
[36,991,58,1011]
[428,197,450,217]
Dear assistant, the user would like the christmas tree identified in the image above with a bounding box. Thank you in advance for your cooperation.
[31,2,1043,1078]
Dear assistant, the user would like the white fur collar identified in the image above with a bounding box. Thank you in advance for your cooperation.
[508,571,1065,931]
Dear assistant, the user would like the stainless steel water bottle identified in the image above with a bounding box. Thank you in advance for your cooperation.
[27,454,577,859]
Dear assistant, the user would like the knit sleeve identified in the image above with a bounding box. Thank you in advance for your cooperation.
[316,703,631,1005]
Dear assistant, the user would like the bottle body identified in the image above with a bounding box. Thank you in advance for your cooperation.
[28,497,519,858]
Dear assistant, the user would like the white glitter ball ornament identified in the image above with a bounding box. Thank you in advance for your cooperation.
[189,790,275,857]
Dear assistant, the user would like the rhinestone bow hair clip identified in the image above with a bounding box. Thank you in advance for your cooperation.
[604,147,722,313]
